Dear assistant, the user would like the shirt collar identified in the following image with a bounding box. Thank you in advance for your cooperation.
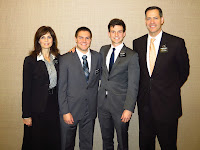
[111,43,124,51]
[148,30,163,42]
[37,52,56,61]
[76,48,91,58]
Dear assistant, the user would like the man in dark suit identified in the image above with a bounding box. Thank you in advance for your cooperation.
[58,27,102,150]
[133,6,190,150]
[98,18,140,150]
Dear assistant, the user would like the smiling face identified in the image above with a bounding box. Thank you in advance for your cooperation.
[39,32,53,50]
[108,25,126,47]
[75,30,92,53]
[145,9,164,37]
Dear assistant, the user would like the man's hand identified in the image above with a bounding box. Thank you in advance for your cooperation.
[121,110,132,123]
[63,113,74,124]
[68,47,76,53]
[23,117,32,127]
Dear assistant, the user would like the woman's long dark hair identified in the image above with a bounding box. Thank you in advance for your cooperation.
[30,26,59,57]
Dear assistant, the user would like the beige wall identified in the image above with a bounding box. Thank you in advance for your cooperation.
[0,0,199,149]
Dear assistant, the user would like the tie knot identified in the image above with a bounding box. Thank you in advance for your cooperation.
[151,38,155,43]
[113,48,116,51]
[82,55,87,60]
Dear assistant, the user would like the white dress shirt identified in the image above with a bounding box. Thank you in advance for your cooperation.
[147,31,163,76]
[76,48,91,72]
[106,43,124,71]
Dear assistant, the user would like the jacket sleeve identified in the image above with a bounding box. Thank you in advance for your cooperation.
[133,40,137,53]
[58,55,69,115]
[123,52,140,112]
[176,39,190,87]
[22,56,33,118]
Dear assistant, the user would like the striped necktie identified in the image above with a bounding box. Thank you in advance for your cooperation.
[82,55,89,82]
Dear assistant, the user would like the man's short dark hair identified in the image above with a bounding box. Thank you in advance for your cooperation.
[145,6,163,17]
[75,26,92,38]
[108,18,126,32]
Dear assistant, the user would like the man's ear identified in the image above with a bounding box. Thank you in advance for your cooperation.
[75,37,77,43]
[108,32,111,38]
[161,17,164,25]
[123,31,126,38]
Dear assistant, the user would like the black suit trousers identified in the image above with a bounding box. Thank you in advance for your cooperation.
[139,111,178,150]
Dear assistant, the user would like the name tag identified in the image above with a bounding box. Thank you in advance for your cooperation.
[160,44,168,53]
[119,52,126,57]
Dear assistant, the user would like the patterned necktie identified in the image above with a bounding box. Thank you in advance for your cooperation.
[82,55,89,82]
[149,38,156,76]
[109,48,116,73]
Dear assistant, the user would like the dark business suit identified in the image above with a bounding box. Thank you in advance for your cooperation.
[133,32,189,150]
[58,50,101,150]
[98,44,140,150]
[22,55,60,150]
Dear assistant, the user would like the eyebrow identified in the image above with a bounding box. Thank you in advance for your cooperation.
[111,30,123,32]
[78,36,90,38]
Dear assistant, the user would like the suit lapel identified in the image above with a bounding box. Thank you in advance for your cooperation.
[102,45,110,75]
[72,51,88,86]
[152,32,168,76]
[141,35,150,78]
[109,45,126,74]
[53,57,59,71]
[37,59,50,82]
[88,50,97,84]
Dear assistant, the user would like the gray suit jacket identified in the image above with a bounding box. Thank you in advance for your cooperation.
[58,50,102,121]
[98,44,140,115]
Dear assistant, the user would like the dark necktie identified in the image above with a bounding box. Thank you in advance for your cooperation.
[109,48,116,73]
[82,55,89,82]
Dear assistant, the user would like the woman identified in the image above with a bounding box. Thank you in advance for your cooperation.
[21,26,60,150]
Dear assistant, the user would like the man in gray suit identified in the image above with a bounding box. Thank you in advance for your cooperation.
[58,27,102,150]
[98,19,140,150]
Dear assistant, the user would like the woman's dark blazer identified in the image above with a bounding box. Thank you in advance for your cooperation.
[22,55,59,118]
